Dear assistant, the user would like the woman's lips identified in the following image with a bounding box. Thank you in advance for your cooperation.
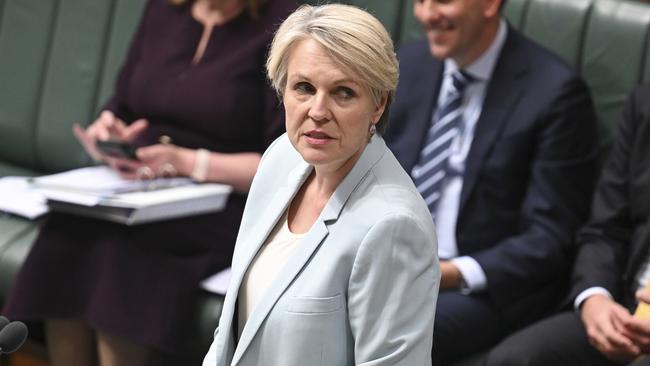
[304,130,334,145]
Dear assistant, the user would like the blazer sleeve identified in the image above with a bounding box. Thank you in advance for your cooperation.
[471,75,599,307]
[348,213,439,366]
[568,87,642,301]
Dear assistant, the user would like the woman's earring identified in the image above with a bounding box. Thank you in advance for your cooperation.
[368,123,377,141]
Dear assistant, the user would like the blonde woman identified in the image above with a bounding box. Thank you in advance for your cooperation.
[203,4,440,365]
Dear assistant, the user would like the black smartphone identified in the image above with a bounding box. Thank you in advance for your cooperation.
[96,140,138,160]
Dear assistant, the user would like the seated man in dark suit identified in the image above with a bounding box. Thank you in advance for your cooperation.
[485,84,650,366]
[384,0,599,363]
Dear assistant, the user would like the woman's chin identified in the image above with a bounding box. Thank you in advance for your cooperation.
[298,151,333,167]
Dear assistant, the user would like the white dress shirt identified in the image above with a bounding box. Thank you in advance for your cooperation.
[434,19,508,292]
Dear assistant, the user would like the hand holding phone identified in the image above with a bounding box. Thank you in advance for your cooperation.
[96,140,138,160]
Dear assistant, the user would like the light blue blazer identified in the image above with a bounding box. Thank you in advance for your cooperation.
[203,134,440,366]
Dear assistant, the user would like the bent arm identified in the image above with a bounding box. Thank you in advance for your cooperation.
[171,148,262,193]
[570,87,642,301]
[472,77,599,307]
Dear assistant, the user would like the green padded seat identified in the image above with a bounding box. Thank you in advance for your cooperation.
[643,25,650,84]
[0,217,39,304]
[522,0,593,69]
[35,0,147,173]
[0,0,59,171]
[0,0,4,27]
[300,0,405,41]
[582,0,650,143]
[345,0,404,41]
[398,0,423,44]
[34,0,119,173]
[0,162,40,303]
[0,161,39,178]
[190,293,226,357]
[0,0,146,175]
[503,0,531,29]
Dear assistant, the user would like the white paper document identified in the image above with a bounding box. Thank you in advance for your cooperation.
[0,176,48,219]
[33,166,193,194]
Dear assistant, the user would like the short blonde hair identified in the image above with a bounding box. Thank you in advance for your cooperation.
[266,4,399,133]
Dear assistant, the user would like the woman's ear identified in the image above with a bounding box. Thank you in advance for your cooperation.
[371,93,389,123]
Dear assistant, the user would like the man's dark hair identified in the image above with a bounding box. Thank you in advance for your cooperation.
[500,0,507,11]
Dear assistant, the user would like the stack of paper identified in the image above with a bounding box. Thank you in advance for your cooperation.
[1,166,233,225]
[33,166,193,195]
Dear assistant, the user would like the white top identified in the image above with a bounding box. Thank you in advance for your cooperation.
[237,210,305,338]
[434,19,508,292]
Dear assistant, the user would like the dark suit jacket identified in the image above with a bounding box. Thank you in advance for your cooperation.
[569,85,650,311]
[385,26,599,324]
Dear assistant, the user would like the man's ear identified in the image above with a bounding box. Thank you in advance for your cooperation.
[484,0,502,18]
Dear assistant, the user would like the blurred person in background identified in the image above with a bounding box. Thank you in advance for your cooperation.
[384,0,598,363]
[486,84,650,366]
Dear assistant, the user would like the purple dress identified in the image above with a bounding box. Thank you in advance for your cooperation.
[3,0,295,354]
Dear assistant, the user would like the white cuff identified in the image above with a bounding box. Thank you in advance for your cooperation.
[451,256,487,294]
[574,287,613,312]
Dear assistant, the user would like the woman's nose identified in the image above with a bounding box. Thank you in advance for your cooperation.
[307,93,332,122]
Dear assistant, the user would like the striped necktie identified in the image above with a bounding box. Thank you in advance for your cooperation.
[412,70,473,218]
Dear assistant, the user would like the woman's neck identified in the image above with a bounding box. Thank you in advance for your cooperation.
[192,0,244,27]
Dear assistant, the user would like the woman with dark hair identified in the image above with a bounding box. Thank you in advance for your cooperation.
[2,0,295,365]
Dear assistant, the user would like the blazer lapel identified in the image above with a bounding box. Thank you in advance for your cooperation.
[234,161,312,282]
[231,219,330,365]
[625,221,650,290]
[459,29,527,215]
[402,58,444,173]
[231,136,387,365]
[217,160,311,365]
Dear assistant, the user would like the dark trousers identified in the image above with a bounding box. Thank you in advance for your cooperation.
[433,292,507,365]
[484,311,628,366]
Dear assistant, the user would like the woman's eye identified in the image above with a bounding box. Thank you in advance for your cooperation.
[294,82,315,94]
[336,87,356,100]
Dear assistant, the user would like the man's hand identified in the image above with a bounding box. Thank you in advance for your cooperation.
[440,260,462,290]
[619,291,650,354]
[581,294,641,362]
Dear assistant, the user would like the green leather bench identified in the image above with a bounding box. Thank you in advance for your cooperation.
[1,0,650,362]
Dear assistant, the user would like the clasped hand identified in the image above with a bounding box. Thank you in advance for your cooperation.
[581,292,650,362]
[73,110,194,180]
